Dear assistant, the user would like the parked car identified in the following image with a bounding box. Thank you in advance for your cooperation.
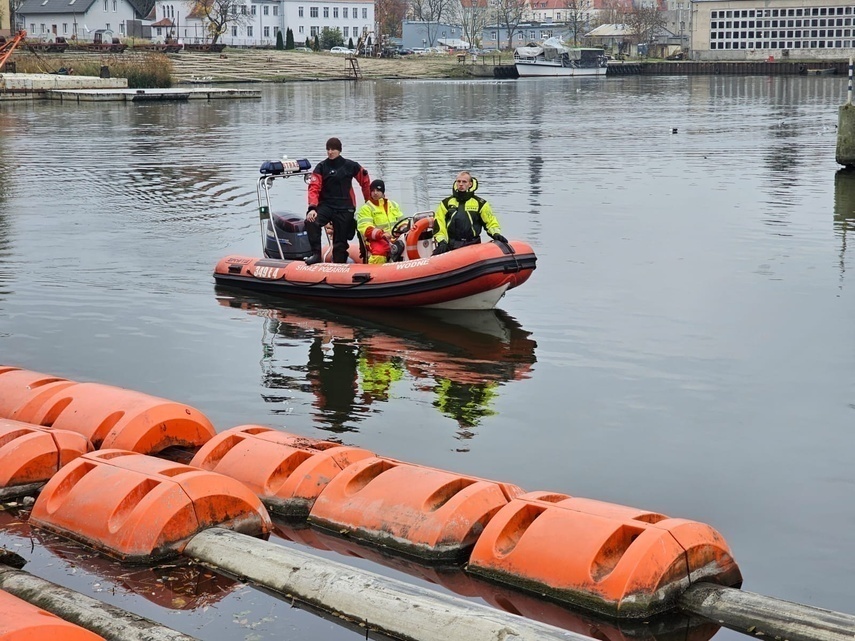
[330,46,355,54]
[294,46,313,52]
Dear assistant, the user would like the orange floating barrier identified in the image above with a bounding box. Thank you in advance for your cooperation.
[0,419,92,499]
[308,457,524,562]
[0,589,105,640]
[30,449,272,562]
[13,382,216,454]
[190,425,375,518]
[467,491,742,619]
[0,367,77,420]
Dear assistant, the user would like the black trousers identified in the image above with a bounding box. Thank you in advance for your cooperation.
[306,204,356,264]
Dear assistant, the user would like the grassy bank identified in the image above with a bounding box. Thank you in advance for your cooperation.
[7,48,512,85]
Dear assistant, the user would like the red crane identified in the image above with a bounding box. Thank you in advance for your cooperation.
[0,30,27,70]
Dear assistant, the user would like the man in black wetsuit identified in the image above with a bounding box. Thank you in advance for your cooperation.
[305,137,372,264]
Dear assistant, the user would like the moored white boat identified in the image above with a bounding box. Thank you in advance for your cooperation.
[514,37,607,77]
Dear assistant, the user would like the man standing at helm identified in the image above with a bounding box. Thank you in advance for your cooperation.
[432,171,507,255]
[305,137,372,264]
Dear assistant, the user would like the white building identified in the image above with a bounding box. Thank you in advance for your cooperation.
[16,0,144,40]
[148,0,373,47]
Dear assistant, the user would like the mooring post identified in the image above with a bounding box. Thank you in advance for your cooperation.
[836,56,855,167]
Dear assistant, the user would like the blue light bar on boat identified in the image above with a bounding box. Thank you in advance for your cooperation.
[260,158,312,175]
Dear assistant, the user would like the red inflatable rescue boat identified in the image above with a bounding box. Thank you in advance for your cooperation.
[212,158,537,310]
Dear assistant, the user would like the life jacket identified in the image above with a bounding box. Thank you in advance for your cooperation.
[438,177,488,245]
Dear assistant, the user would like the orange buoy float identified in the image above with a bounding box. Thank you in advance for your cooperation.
[467,491,742,618]
[0,367,77,420]
[405,216,434,260]
[29,449,272,562]
[308,457,524,562]
[13,382,216,454]
[0,589,106,640]
[0,419,92,499]
[190,425,375,518]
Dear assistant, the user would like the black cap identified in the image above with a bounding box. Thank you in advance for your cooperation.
[370,179,385,193]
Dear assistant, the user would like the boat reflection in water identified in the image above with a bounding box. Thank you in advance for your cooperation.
[273,520,720,641]
[0,506,238,610]
[216,291,537,441]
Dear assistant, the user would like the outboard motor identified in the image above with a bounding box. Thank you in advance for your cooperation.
[264,214,314,260]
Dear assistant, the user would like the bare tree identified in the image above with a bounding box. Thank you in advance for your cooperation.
[459,0,489,49]
[191,0,249,45]
[563,0,592,45]
[494,0,526,49]
[376,0,408,39]
[626,5,665,53]
[409,0,456,45]
[593,0,630,26]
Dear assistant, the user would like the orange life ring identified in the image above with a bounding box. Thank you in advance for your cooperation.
[405,217,433,260]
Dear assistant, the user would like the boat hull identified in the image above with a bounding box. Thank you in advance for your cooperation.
[213,241,536,310]
[514,62,606,77]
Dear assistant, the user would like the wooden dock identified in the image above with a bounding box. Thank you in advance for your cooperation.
[46,87,261,102]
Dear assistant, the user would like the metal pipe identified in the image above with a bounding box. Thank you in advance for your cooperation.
[185,528,588,641]
[680,583,855,641]
[0,564,200,641]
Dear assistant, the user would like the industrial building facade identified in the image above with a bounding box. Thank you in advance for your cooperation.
[692,0,855,60]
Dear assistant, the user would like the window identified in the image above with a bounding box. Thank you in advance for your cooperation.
[103,0,107,9]
[241,6,247,14]
[62,23,67,33]
[333,7,338,17]
[310,7,318,17]
[232,26,238,36]
[264,26,269,36]
[343,7,347,17]
[40,23,45,32]
[298,6,303,16]
[311,25,319,35]
[263,5,268,14]
[353,7,357,18]
[247,25,253,36]
[362,8,367,18]
[323,7,329,17]
[155,26,161,35]
[105,22,110,30]
[273,6,277,15]
[274,26,279,34]
[251,5,256,14]
[112,0,116,10]
[343,26,349,36]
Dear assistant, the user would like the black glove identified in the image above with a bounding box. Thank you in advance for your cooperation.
[490,233,508,243]
[432,240,449,256]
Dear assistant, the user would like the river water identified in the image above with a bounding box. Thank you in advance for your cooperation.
[0,74,853,640]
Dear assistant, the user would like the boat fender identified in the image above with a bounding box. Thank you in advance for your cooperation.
[405,217,434,260]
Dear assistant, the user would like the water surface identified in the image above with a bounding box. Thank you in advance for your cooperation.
[0,74,853,640]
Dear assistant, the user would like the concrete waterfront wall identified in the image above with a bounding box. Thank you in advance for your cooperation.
[0,73,127,95]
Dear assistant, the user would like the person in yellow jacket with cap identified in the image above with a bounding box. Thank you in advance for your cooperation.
[356,179,404,264]
[432,171,507,255]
